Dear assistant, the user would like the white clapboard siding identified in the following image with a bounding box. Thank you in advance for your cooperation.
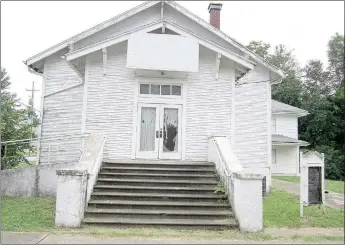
[185,47,233,160]
[40,50,84,165]
[86,43,135,160]
[271,145,299,175]
[235,65,270,167]
[44,49,82,96]
[74,4,161,50]
[85,44,233,161]
[275,115,298,139]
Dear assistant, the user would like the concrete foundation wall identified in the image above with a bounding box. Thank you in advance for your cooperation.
[0,163,76,197]
[0,167,37,197]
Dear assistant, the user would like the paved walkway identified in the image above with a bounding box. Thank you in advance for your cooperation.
[1,231,344,244]
[272,179,344,209]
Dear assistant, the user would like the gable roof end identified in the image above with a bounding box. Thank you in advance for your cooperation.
[24,1,285,79]
[272,100,309,117]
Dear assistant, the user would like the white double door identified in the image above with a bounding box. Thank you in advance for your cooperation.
[136,103,182,159]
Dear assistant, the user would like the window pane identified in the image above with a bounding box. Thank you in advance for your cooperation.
[271,118,276,133]
[172,85,181,95]
[151,84,160,95]
[161,85,171,95]
[140,84,150,94]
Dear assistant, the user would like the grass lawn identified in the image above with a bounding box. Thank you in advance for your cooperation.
[1,195,344,242]
[1,197,55,231]
[14,161,36,169]
[273,176,344,194]
[264,188,344,228]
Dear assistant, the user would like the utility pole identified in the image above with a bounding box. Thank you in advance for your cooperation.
[26,81,40,110]
[26,81,40,156]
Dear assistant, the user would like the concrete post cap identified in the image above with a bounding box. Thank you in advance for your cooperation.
[208,133,227,139]
[56,168,88,176]
[233,172,264,180]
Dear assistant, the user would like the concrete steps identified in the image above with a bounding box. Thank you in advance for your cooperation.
[91,192,227,202]
[98,172,217,180]
[83,217,238,229]
[101,166,215,175]
[93,185,217,194]
[102,161,215,169]
[96,178,218,187]
[84,208,234,220]
[82,161,238,229]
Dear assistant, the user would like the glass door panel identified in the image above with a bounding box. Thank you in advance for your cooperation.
[162,108,179,152]
[139,107,156,151]
[159,105,182,159]
[136,104,159,159]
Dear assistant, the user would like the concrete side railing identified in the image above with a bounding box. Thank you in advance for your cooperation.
[78,133,106,204]
[208,135,264,232]
[55,133,106,228]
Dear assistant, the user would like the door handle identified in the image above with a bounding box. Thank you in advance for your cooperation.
[160,129,163,138]
[156,130,159,138]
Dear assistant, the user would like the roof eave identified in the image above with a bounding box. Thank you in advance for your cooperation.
[272,111,309,117]
[272,141,309,146]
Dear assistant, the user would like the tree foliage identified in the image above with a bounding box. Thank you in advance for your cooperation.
[247,34,345,180]
[0,67,39,169]
[328,33,344,89]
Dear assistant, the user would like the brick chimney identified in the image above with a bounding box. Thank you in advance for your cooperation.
[208,3,223,29]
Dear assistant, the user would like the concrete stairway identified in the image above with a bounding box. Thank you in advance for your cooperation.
[82,160,238,229]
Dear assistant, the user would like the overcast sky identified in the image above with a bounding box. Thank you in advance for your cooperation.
[1,1,344,112]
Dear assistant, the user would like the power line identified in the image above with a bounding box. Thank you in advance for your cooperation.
[16,101,41,114]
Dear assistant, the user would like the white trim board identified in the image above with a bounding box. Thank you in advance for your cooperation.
[81,58,90,149]
[66,21,164,61]
[132,79,187,160]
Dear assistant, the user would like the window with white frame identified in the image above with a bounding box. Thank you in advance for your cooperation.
[272,149,277,164]
[139,84,182,96]
[271,118,276,133]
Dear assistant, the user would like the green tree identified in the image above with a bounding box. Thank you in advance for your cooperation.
[247,42,303,107]
[247,35,345,180]
[247,41,271,59]
[0,67,39,169]
[327,33,344,90]
[302,60,331,98]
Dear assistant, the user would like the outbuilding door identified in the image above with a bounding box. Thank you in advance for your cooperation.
[136,103,182,160]
[308,167,322,204]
